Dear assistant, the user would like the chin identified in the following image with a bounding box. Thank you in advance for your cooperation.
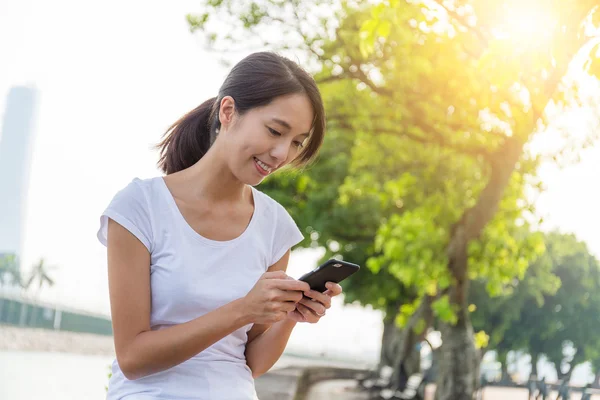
[236,171,265,187]
[247,176,266,186]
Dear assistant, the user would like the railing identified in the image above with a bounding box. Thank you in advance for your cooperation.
[0,293,112,336]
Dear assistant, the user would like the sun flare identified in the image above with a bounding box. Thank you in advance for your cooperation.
[494,5,557,46]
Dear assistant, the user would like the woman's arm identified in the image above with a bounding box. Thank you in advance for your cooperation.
[245,318,297,378]
[245,251,344,378]
[107,219,307,380]
[245,250,296,377]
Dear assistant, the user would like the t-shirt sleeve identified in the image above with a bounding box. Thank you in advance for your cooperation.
[97,178,153,252]
[270,203,304,266]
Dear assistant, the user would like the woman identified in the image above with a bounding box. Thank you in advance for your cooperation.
[97,51,343,399]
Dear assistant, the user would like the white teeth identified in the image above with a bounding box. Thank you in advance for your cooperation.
[255,158,272,173]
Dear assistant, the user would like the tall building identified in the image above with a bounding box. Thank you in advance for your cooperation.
[0,85,39,274]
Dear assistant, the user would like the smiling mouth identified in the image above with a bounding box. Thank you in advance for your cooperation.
[254,157,273,175]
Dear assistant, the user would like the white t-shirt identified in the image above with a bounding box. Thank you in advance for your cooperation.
[97,176,304,400]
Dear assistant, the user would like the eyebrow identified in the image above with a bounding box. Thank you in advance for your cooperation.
[272,118,291,130]
[271,118,310,137]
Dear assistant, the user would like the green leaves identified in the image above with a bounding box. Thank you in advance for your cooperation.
[584,42,600,80]
[372,207,449,294]
[470,231,600,375]
[359,6,392,57]
[186,13,210,32]
[0,255,56,293]
[432,295,458,324]
[192,0,600,363]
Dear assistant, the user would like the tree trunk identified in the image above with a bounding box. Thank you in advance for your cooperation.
[388,297,433,388]
[435,138,523,400]
[552,353,582,384]
[554,361,566,381]
[530,353,539,378]
[379,315,401,370]
[563,348,584,383]
[593,370,600,388]
[497,351,510,383]
[501,362,509,383]
[434,304,479,400]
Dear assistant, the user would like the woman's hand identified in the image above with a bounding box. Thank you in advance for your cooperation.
[242,271,310,325]
[287,282,343,323]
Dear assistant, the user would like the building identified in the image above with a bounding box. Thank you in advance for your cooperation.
[0,86,112,334]
[0,86,39,275]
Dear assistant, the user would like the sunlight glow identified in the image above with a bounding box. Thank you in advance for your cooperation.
[493,5,557,47]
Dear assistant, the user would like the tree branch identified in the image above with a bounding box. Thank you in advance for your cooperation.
[291,5,323,61]
[430,0,488,46]
[315,74,345,85]
[350,67,393,96]
[334,33,393,96]
[328,113,493,160]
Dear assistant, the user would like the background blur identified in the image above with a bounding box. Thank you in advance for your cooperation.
[2,0,600,399]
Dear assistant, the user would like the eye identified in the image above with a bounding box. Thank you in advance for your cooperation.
[293,140,304,149]
[267,127,281,137]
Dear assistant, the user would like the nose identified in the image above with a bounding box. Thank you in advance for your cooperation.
[269,140,291,166]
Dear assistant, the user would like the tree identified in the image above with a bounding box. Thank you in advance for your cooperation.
[469,237,560,381]
[189,1,600,398]
[22,258,56,296]
[469,230,561,380]
[0,255,56,297]
[472,232,600,383]
[353,2,600,398]
[524,233,600,382]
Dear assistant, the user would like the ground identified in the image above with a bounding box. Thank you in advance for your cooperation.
[305,381,600,400]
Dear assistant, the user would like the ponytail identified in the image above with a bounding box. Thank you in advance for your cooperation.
[156,97,220,174]
[156,52,326,175]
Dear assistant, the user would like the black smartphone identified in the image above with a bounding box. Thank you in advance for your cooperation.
[298,259,360,293]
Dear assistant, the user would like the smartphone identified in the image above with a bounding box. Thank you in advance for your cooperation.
[298,259,360,293]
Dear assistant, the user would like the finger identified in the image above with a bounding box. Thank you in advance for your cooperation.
[282,301,298,313]
[287,309,305,323]
[324,282,343,296]
[268,289,302,303]
[263,271,289,280]
[296,303,316,322]
[271,279,311,293]
[294,303,309,321]
[303,290,332,309]
[298,297,326,316]
[273,289,304,303]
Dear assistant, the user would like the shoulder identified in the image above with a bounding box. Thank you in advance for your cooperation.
[97,176,162,251]
[111,176,164,206]
[251,186,302,236]
[119,176,156,196]
[252,187,304,266]
[252,187,290,222]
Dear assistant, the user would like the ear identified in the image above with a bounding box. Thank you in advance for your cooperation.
[218,96,236,131]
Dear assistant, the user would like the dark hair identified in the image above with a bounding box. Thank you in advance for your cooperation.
[156,52,326,175]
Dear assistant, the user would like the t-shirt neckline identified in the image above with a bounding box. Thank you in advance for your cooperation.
[156,176,260,248]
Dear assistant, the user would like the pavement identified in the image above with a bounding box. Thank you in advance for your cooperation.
[304,381,600,400]
[256,354,600,400]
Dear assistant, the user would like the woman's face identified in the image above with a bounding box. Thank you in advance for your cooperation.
[218,93,314,186]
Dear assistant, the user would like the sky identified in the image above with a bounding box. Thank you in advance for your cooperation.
[1,0,600,364]
[0,0,384,361]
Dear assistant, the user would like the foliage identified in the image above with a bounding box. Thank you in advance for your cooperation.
[189,1,600,395]
[0,254,56,294]
[471,232,600,380]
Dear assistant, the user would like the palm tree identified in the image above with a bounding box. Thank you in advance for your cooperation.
[23,258,56,295]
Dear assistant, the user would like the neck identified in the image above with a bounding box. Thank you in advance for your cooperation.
[174,147,248,204]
